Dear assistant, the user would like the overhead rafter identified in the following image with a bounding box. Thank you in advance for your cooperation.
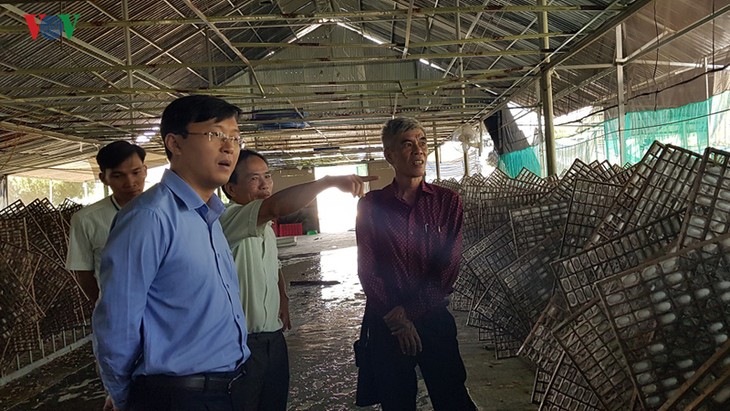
[0,0,726,177]
[181,0,266,96]
[468,0,654,122]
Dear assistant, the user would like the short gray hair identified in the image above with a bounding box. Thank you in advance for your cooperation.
[381,117,426,149]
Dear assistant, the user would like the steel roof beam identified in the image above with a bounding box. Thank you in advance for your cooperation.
[0,49,544,77]
[0,4,620,33]
[468,0,652,122]
[556,2,730,105]
[182,0,266,96]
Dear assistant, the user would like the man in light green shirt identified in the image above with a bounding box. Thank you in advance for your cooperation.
[220,149,376,411]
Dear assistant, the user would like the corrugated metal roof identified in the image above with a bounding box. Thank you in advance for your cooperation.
[0,0,728,177]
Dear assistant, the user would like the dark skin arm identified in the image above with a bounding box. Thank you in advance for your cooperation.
[73,270,99,305]
[255,175,378,226]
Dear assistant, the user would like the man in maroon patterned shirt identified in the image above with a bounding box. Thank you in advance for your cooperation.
[355,117,477,410]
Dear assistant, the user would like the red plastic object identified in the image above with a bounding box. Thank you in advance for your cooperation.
[277,223,303,237]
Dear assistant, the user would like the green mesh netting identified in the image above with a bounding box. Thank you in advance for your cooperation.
[495,91,730,178]
[497,145,541,178]
[603,99,714,165]
[541,90,730,175]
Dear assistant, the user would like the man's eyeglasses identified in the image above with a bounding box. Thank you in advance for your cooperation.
[185,131,244,147]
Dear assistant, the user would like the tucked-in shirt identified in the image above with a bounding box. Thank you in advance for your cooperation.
[65,195,120,279]
[220,200,283,334]
[356,179,463,320]
[92,169,249,410]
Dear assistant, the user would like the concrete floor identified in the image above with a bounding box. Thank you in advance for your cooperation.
[0,232,536,410]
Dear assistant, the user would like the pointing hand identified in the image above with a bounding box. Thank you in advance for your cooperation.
[330,175,379,197]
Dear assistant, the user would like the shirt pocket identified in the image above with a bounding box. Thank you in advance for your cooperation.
[424,219,450,254]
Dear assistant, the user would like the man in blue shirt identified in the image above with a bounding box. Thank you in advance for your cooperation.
[93,95,250,411]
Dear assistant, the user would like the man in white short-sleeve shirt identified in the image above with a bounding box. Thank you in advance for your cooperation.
[66,140,147,304]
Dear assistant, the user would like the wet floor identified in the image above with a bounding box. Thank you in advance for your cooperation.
[1,233,535,411]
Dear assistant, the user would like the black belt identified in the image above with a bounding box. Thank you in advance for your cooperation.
[135,368,244,393]
[248,329,283,339]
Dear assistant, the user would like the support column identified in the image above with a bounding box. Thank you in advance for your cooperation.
[463,150,470,177]
[0,175,7,209]
[616,24,626,165]
[705,56,712,148]
[457,0,469,178]
[536,95,546,176]
[433,122,441,180]
[539,0,556,176]
[122,0,135,141]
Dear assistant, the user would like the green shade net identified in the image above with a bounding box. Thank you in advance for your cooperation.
[541,90,730,175]
[497,145,541,178]
[603,97,717,165]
